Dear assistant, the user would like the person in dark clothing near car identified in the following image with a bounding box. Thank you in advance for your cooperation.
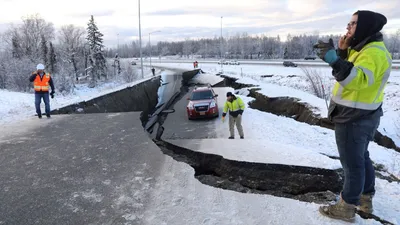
[314,10,392,222]
[29,63,55,119]
[151,67,155,76]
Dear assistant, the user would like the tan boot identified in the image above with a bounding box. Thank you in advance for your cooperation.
[319,198,356,222]
[358,194,373,214]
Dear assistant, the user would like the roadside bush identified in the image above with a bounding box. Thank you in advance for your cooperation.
[301,66,333,101]
[121,61,138,83]
[51,67,75,94]
[6,57,36,92]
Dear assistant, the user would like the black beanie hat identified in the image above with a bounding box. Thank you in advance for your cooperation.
[352,10,387,47]
[226,92,234,97]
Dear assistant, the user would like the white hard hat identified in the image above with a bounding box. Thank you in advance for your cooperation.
[36,64,45,70]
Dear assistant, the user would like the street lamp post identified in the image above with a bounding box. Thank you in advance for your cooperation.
[220,16,223,73]
[149,30,161,68]
[117,33,119,54]
[138,0,144,78]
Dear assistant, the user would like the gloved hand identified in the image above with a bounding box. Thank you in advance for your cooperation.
[222,116,225,123]
[50,91,55,99]
[313,38,338,65]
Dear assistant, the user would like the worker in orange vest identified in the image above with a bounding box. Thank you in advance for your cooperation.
[29,64,55,119]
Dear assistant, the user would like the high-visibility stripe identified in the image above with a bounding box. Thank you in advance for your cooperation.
[331,96,382,110]
[339,65,374,87]
[33,73,51,91]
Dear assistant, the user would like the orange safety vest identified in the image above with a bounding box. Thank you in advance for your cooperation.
[33,73,51,92]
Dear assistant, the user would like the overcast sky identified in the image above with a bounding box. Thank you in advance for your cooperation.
[0,0,399,47]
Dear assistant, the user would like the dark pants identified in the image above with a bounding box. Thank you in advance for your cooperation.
[335,115,380,205]
[35,93,50,116]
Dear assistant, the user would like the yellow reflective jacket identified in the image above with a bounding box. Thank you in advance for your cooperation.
[223,97,245,117]
[331,41,392,110]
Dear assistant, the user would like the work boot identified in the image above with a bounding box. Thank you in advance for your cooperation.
[38,114,42,119]
[240,136,244,139]
[358,194,373,214]
[228,136,234,139]
[46,114,51,118]
[319,198,356,222]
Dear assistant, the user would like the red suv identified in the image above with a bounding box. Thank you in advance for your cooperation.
[186,85,219,120]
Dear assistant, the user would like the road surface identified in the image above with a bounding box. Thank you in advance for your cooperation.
[161,87,232,140]
[0,113,166,225]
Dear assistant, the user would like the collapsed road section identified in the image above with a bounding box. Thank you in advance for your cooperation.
[142,69,396,224]
[141,71,344,204]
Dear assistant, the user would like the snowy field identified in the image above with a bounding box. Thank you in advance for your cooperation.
[152,62,400,147]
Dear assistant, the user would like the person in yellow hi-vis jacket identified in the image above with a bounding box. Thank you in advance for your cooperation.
[222,92,245,139]
[314,10,391,222]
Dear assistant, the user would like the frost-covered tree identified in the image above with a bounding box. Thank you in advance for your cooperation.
[59,24,86,80]
[388,29,400,59]
[0,61,7,89]
[49,42,56,73]
[2,14,54,61]
[11,35,22,59]
[183,38,193,58]
[87,15,104,52]
[86,15,107,87]
[19,14,54,60]
[40,34,48,67]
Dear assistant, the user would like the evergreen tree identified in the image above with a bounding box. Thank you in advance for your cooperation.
[49,42,57,73]
[40,34,48,67]
[86,15,104,52]
[86,15,107,86]
[0,62,7,89]
[283,47,288,59]
[12,36,21,59]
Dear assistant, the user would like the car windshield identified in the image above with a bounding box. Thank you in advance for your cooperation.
[191,90,214,100]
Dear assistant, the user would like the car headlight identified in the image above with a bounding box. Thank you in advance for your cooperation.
[188,102,194,109]
[209,101,216,108]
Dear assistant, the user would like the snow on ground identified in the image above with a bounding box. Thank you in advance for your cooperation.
[189,72,224,86]
[169,138,342,170]
[0,69,164,126]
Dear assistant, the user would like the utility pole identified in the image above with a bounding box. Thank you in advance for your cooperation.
[220,16,223,73]
[138,0,144,78]
[149,33,151,68]
[117,33,119,53]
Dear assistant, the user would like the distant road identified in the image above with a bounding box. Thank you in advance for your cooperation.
[143,59,400,69]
